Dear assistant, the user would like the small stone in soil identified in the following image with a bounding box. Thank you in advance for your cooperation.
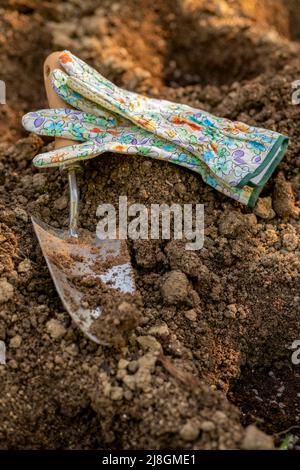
[179,420,200,441]
[14,207,28,222]
[184,309,197,321]
[18,259,31,273]
[0,278,14,303]
[161,270,189,305]
[32,173,47,189]
[46,319,67,340]
[148,322,169,336]
[137,335,162,353]
[9,335,22,349]
[54,195,68,211]
[273,173,300,218]
[254,197,276,220]
[241,425,274,450]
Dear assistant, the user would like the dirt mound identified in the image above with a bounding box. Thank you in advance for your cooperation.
[0,0,300,450]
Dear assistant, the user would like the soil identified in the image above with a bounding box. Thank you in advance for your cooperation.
[0,0,300,450]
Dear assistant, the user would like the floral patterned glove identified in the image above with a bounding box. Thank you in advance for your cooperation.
[56,52,288,187]
[22,107,202,170]
[22,107,256,205]
[22,50,289,207]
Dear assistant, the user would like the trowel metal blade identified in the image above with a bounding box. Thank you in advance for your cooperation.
[31,216,135,344]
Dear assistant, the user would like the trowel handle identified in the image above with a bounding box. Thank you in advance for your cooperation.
[44,51,75,150]
[44,52,80,237]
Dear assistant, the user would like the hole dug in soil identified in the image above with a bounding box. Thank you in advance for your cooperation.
[162,0,297,87]
[163,12,267,86]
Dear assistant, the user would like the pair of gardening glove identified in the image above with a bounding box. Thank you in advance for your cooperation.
[22,50,288,207]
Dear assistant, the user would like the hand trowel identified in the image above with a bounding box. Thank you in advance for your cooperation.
[32,52,136,344]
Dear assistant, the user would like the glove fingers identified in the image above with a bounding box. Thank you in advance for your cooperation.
[58,51,146,117]
[30,118,204,174]
[52,69,123,125]
[67,74,158,135]
[24,107,205,173]
[67,75,125,117]
[22,108,127,141]
[58,52,184,136]
[59,50,117,93]
[33,141,106,168]
[59,50,166,112]
[22,108,148,144]
[22,109,85,140]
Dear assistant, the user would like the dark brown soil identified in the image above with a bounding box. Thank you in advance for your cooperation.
[0,0,300,450]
